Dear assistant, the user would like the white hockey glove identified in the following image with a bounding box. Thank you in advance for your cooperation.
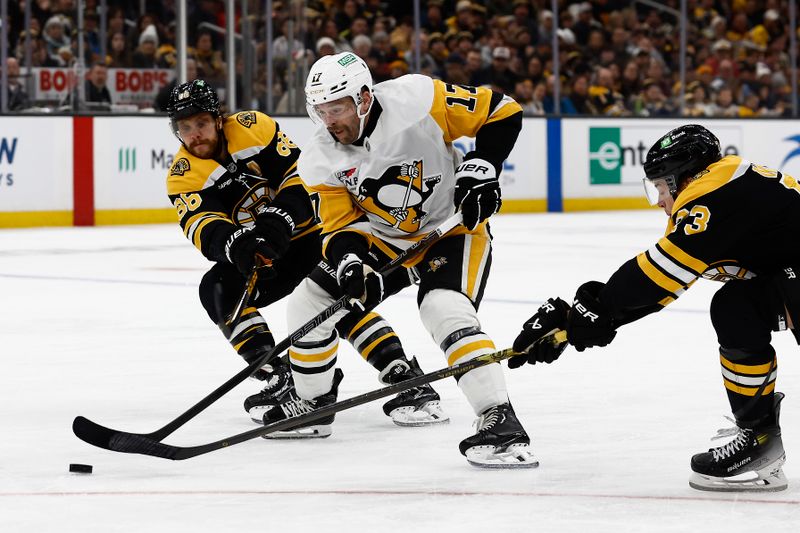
[453,157,501,231]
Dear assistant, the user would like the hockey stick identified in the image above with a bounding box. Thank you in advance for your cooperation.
[72,331,567,460]
[73,212,464,452]
[226,267,259,326]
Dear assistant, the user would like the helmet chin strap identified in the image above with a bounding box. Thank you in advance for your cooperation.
[354,93,374,141]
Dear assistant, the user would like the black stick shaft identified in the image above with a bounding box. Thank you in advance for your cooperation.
[74,213,463,449]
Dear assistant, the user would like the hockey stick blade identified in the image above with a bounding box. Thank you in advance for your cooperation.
[73,213,463,452]
[106,332,563,460]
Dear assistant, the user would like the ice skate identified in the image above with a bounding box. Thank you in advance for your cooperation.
[459,403,538,468]
[381,358,449,427]
[689,392,787,492]
[244,359,294,424]
[260,368,344,439]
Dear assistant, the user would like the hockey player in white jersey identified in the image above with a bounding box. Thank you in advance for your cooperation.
[270,51,536,468]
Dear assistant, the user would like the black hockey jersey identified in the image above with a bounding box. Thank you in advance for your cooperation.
[601,155,800,322]
[166,111,317,263]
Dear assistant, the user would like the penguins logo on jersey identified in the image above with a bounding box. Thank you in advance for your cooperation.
[170,158,191,176]
[356,160,441,232]
[236,111,257,128]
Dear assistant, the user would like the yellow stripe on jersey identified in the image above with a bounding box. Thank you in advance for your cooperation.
[307,183,363,235]
[484,96,523,125]
[429,80,492,142]
[182,211,229,248]
[465,233,490,300]
[636,252,684,294]
[720,355,775,375]
[658,296,676,307]
[448,339,496,366]
[224,111,278,158]
[166,147,225,195]
[282,161,299,180]
[670,155,748,215]
[657,237,708,274]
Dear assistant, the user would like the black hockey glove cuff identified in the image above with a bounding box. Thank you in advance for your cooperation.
[510,297,570,368]
[325,231,370,268]
[336,253,384,311]
[567,281,617,352]
[224,225,279,277]
[453,156,501,231]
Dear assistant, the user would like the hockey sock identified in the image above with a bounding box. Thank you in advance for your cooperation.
[443,327,508,414]
[289,331,339,399]
[719,345,778,427]
[335,311,405,373]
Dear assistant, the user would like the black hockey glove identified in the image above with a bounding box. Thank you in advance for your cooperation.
[336,253,384,311]
[224,225,279,277]
[567,281,617,352]
[255,205,295,259]
[453,156,501,231]
[510,297,570,368]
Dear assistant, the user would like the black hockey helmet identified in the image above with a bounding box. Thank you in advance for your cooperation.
[166,79,220,138]
[643,124,721,200]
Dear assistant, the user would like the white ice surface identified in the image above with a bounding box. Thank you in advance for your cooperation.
[1,211,798,532]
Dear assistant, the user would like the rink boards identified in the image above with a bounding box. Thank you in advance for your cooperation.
[1,116,800,227]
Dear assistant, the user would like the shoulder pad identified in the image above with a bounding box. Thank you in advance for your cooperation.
[166,146,225,195]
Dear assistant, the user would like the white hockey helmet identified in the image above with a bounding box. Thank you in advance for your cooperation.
[305,52,374,136]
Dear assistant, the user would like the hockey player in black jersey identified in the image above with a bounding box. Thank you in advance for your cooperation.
[165,79,448,437]
[512,124,797,491]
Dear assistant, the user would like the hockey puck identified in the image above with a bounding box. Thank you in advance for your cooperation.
[69,463,93,474]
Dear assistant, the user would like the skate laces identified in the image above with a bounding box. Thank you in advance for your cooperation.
[474,407,500,432]
[710,426,752,461]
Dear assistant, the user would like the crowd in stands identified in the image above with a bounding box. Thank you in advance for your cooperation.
[2,0,798,117]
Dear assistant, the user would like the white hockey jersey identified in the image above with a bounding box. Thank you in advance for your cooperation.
[298,74,521,255]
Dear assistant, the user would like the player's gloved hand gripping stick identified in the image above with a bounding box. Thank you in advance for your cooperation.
[73,212,464,453]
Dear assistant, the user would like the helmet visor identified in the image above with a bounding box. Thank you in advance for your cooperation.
[642,176,674,206]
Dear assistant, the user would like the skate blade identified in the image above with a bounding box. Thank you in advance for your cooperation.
[689,465,788,492]
[389,402,450,427]
[465,443,539,469]
[261,425,332,440]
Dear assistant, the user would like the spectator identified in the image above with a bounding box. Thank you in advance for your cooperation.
[316,37,337,58]
[709,86,739,116]
[569,75,595,114]
[154,58,198,112]
[317,18,353,54]
[682,81,714,117]
[388,59,409,79]
[194,29,226,82]
[543,74,577,114]
[352,34,373,60]
[42,15,71,65]
[335,0,361,33]
[5,57,31,111]
[106,31,132,68]
[633,78,673,116]
[84,63,112,107]
[132,24,159,68]
[424,0,448,35]
[472,46,518,94]
[443,51,469,85]
[538,10,555,44]
[465,49,484,83]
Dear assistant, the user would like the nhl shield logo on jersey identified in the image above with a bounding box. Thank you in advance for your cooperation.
[334,167,359,189]
[236,111,257,128]
[357,160,441,233]
[170,157,191,176]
